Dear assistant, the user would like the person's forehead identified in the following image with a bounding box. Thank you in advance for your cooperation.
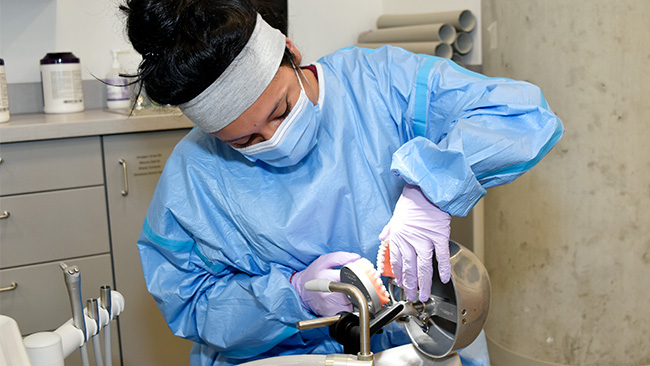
[178,14,287,133]
[233,66,292,121]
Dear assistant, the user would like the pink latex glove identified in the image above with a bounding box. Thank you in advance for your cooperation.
[379,184,451,302]
[291,251,361,316]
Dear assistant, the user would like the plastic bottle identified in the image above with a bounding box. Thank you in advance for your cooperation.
[0,58,9,123]
[105,50,131,110]
[40,52,85,114]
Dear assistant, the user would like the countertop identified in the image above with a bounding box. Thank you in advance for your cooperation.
[0,108,194,143]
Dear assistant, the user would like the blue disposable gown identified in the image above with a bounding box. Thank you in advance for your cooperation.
[138,46,563,365]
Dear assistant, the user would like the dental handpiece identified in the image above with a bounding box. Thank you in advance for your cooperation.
[87,299,104,366]
[100,285,112,366]
[60,262,90,366]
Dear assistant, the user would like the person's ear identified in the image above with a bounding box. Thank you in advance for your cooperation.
[286,38,302,65]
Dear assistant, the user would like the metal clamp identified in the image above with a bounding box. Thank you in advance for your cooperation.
[0,282,18,292]
[297,280,373,362]
[119,159,129,196]
[0,211,9,219]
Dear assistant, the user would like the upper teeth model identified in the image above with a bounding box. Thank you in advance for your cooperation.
[376,240,394,278]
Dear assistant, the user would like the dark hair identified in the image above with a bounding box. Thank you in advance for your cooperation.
[120,0,293,105]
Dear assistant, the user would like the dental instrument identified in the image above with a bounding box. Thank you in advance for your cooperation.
[18,289,124,366]
[335,240,490,358]
[59,262,90,366]
[2,263,126,366]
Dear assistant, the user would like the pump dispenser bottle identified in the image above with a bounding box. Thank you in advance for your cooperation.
[105,50,131,110]
[0,58,9,123]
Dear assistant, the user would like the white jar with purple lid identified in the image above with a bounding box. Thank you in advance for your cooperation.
[40,52,84,114]
[0,58,9,123]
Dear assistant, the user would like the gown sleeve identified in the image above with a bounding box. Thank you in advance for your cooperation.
[390,53,564,217]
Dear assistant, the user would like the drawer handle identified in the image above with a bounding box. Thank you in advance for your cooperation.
[0,282,18,292]
[0,211,9,219]
[119,159,129,196]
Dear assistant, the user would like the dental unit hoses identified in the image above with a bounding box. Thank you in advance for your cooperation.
[100,285,112,366]
[59,262,90,366]
[87,299,104,366]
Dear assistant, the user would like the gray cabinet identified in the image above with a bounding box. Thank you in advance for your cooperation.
[0,136,118,366]
[0,136,104,196]
[0,127,191,365]
[0,187,110,268]
[103,129,193,365]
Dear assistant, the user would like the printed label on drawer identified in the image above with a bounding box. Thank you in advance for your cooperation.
[135,153,164,176]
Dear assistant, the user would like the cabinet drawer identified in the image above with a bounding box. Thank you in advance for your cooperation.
[0,187,110,268]
[0,255,113,335]
[0,136,103,196]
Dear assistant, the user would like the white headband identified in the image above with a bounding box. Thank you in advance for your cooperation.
[179,14,287,133]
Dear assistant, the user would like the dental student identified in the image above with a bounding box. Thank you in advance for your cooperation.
[120,0,563,365]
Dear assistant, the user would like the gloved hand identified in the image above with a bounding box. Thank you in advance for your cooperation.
[291,251,361,317]
[379,184,451,302]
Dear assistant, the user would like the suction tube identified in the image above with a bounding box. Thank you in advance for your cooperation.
[87,299,104,366]
[100,285,112,366]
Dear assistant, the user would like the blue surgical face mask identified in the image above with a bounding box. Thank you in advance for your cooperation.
[234,65,321,167]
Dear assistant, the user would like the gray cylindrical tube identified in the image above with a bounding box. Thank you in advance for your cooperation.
[452,53,465,66]
[358,23,457,44]
[357,42,453,59]
[377,10,476,32]
[453,32,473,55]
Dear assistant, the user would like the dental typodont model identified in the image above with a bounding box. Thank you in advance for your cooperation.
[278,240,491,366]
[340,257,390,313]
[339,240,491,358]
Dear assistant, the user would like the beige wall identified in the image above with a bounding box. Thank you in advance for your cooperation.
[481,1,650,365]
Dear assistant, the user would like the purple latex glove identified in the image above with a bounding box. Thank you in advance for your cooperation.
[379,184,451,302]
[291,251,361,316]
